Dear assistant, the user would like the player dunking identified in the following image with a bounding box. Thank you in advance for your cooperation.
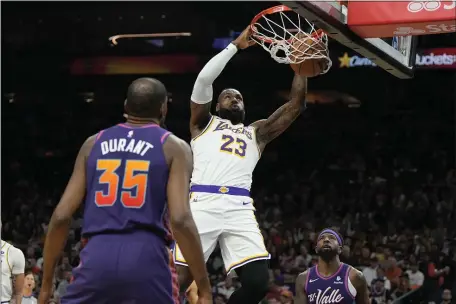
[174,27,311,304]
[294,229,370,304]
[39,78,212,304]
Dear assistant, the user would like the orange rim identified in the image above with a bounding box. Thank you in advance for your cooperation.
[250,5,325,44]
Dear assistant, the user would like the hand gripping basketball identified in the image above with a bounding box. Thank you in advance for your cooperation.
[290,31,330,77]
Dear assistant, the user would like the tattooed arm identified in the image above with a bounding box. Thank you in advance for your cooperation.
[350,267,370,304]
[294,270,309,304]
[250,74,307,152]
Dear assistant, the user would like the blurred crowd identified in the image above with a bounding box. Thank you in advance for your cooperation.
[2,74,455,304]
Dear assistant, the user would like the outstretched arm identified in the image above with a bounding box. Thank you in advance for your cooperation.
[251,74,307,152]
[189,44,237,135]
[190,26,254,138]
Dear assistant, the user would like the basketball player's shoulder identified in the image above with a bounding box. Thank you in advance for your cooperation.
[7,243,25,274]
[162,133,192,164]
[1,240,12,253]
[8,245,25,259]
[164,133,189,149]
[80,133,100,157]
[295,268,311,287]
[191,115,219,141]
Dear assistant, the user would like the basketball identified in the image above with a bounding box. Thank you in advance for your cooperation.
[289,32,328,78]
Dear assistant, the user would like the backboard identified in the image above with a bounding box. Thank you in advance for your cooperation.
[283,1,418,79]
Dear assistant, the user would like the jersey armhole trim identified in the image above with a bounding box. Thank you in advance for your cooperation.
[345,267,357,299]
[250,126,262,158]
[95,130,105,142]
[191,116,215,142]
[6,245,12,274]
[304,270,310,293]
[161,131,172,143]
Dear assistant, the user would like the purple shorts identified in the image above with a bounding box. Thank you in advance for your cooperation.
[62,231,179,304]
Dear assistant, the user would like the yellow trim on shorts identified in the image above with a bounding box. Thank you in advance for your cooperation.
[226,252,270,274]
[174,244,188,264]
[191,116,216,142]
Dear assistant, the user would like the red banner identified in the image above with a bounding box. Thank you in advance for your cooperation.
[347,1,456,38]
[70,55,200,75]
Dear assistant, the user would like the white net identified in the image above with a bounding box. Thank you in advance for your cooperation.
[250,6,332,75]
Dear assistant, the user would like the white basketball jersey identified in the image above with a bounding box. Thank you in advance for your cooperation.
[191,116,261,191]
[1,241,14,302]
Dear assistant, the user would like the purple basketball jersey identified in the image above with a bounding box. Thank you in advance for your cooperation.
[305,263,356,304]
[82,123,173,243]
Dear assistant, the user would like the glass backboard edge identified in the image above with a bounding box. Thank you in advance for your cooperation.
[285,1,415,79]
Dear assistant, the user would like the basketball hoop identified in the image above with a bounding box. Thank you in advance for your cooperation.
[250,5,332,74]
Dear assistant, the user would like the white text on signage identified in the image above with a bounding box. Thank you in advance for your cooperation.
[407,0,456,13]
[415,53,456,66]
[394,24,456,35]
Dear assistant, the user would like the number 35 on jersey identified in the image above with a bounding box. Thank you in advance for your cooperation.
[95,159,150,208]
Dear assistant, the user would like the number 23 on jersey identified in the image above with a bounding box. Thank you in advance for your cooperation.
[220,134,247,157]
[95,159,150,208]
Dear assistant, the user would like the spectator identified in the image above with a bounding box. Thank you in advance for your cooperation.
[421,252,449,301]
[405,262,424,289]
[374,246,386,262]
[370,278,391,304]
[441,288,452,304]
[359,246,372,267]
[55,270,72,299]
[340,244,357,266]
[376,267,391,291]
[385,257,402,288]
[280,247,298,272]
[390,274,412,303]
[441,252,456,291]
[22,271,38,304]
[363,257,379,287]
[293,244,311,273]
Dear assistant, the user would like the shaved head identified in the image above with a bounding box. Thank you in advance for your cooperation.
[125,77,168,119]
